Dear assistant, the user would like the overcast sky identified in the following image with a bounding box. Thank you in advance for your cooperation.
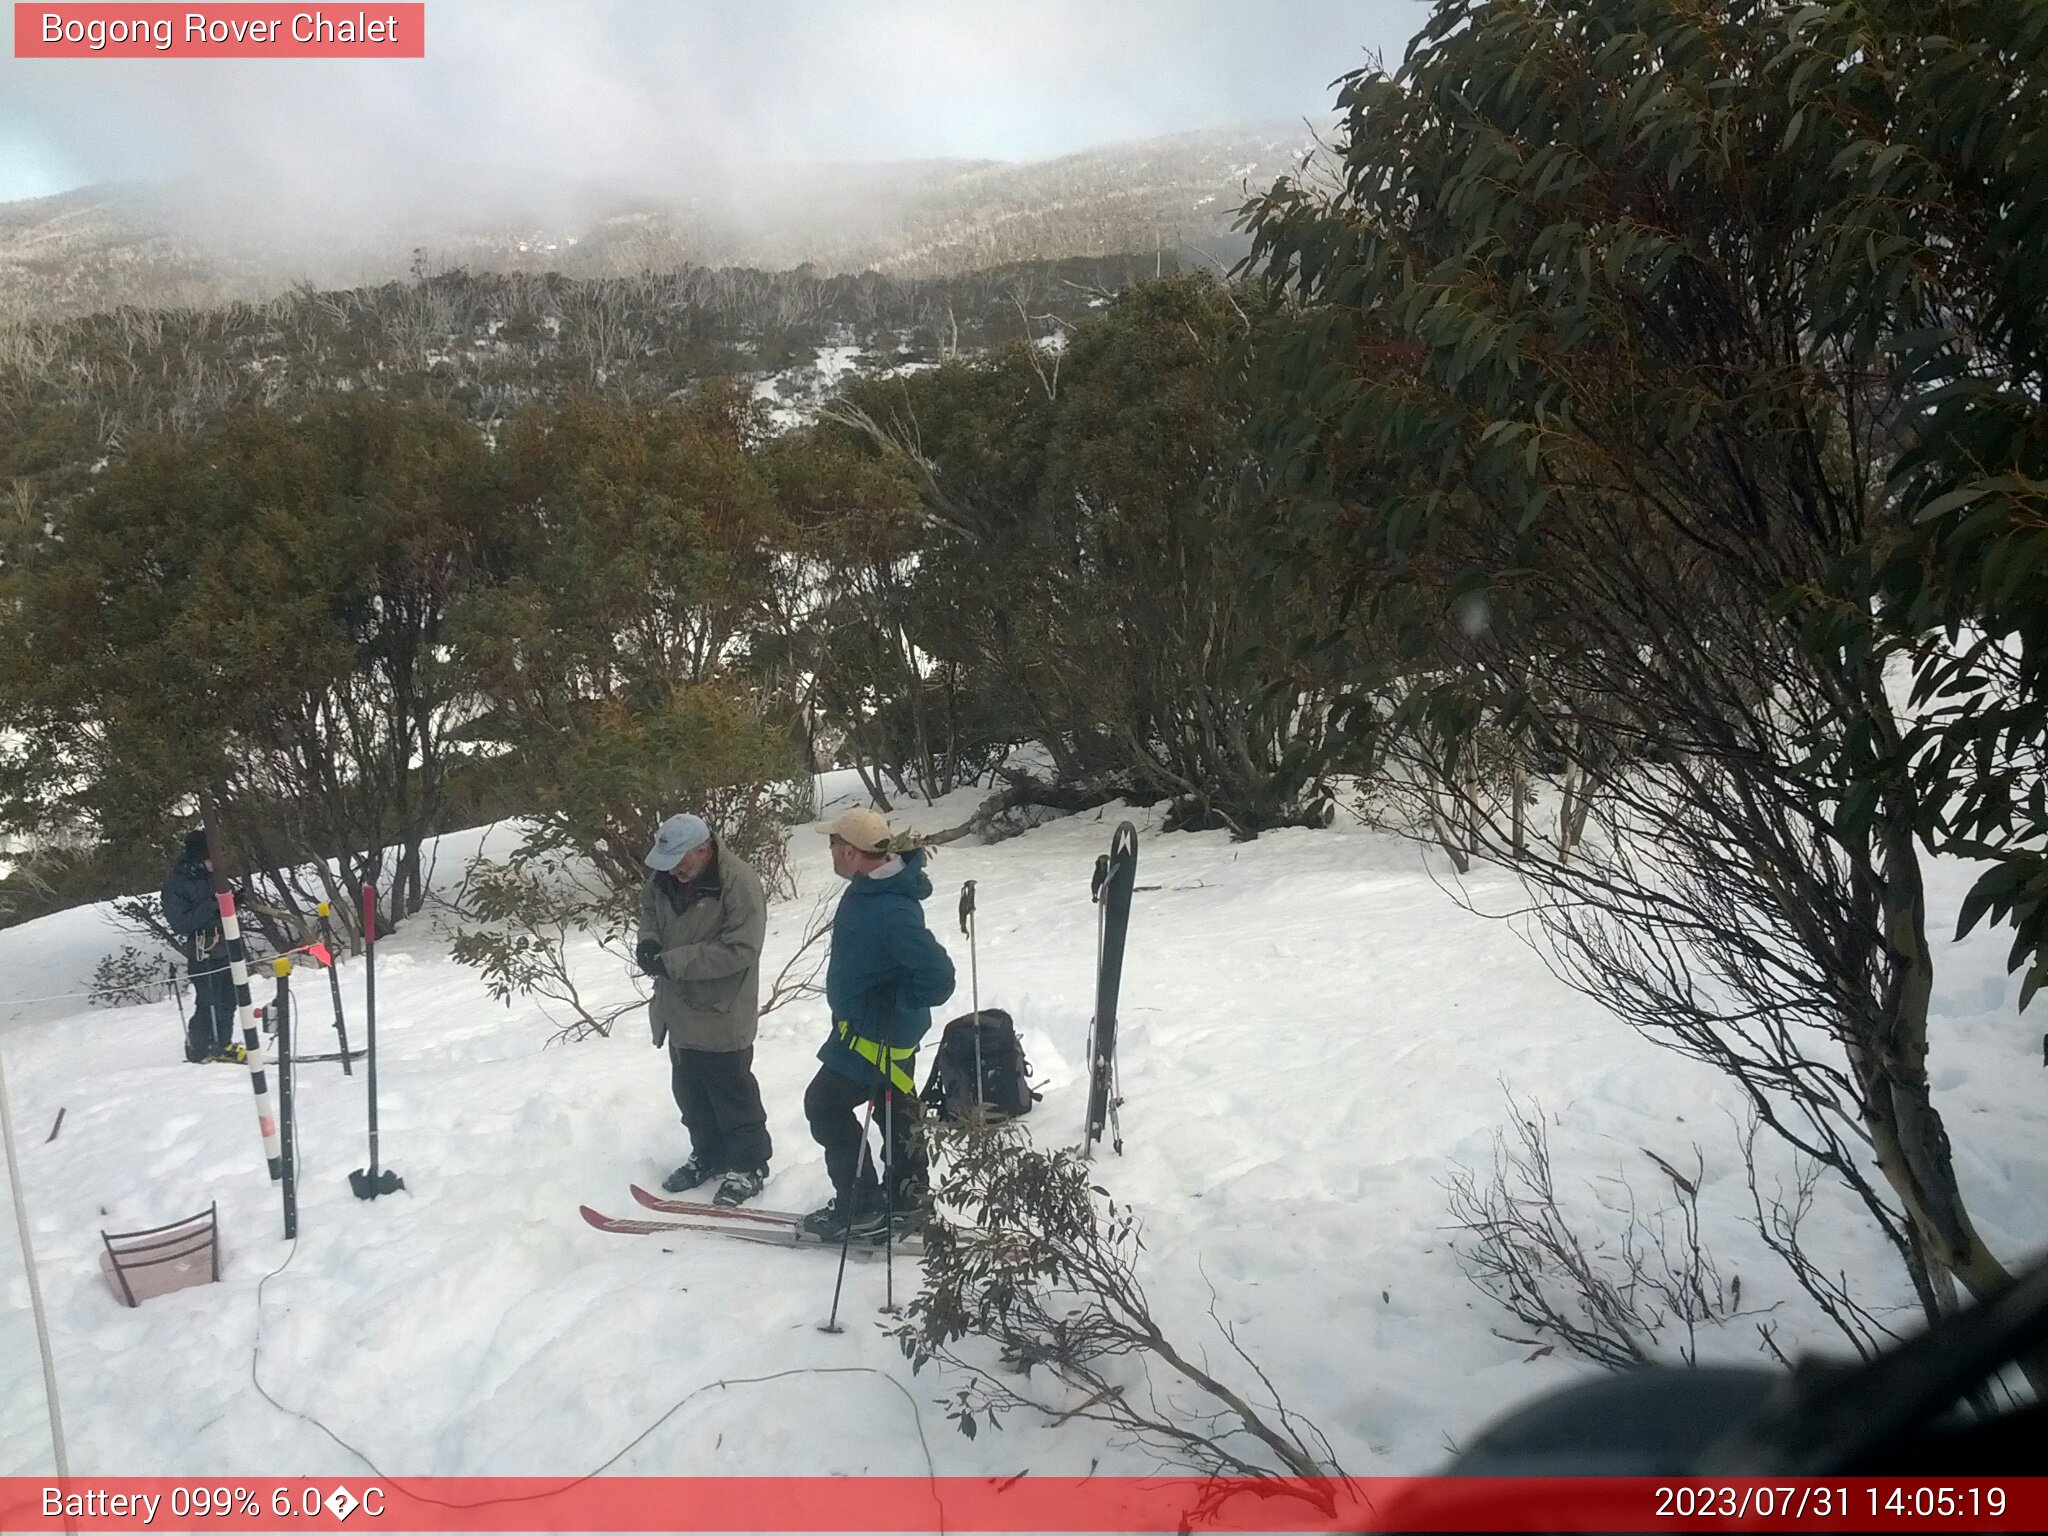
[1,1,1424,215]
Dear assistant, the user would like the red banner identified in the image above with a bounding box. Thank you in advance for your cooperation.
[0,1476,2042,1532]
[13,5,424,58]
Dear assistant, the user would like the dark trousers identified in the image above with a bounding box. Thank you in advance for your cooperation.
[186,954,236,1058]
[671,1045,772,1172]
[803,1064,927,1210]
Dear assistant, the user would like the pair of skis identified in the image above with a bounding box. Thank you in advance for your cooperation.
[1083,822,1138,1158]
[579,1185,924,1256]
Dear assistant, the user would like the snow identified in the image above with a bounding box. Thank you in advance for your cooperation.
[751,345,871,432]
[3,779,2044,1482]
[812,344,864,386]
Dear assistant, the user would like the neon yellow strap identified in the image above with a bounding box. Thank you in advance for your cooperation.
[836,1019,916,1093]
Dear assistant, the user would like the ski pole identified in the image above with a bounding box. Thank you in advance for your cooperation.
[958,881,982,1113]
[317,901,354,1076]
[168,961,185,1055]
[881,1089,898,1315]
[819,1092,879,1335]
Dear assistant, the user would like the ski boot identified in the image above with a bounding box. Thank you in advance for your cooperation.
[799,1194,873,1241]
[852,1188,931,1244]
[661,1155,721,1194]
[712,1168,767,1208]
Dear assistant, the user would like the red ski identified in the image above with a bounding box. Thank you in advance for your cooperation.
[579,1204,800,1246]
[628,1183,802,1227]
[579,1203,923,1256]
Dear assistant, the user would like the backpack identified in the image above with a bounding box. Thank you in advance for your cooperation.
[920,1008,1039,1121]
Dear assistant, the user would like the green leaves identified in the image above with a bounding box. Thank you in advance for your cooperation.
[2,396,494,867]
[1952,855,2048,1011]
[1245,0,2048,1007]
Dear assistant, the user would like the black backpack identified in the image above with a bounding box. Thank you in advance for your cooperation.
[921,1008,1039,1121]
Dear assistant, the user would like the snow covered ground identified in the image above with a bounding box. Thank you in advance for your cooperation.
[751,344,871,432]
[3,776,2044,1482]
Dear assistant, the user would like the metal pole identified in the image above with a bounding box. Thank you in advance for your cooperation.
[348,884,403,1199]
[274,959,297,1240]
[364,885,379,1177]
[0,1013,69,1478]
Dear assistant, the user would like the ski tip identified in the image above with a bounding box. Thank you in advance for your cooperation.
[577,1205,611,1228]
[629,1183,665,1209]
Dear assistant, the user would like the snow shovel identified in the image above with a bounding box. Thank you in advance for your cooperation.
[349,883,404,1200]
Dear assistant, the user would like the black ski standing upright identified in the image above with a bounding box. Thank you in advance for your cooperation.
[1082,822,1138,1158]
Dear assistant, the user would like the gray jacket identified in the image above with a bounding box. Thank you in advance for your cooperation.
[637,843,766,1053]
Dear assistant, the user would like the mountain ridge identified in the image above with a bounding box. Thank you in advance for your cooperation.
[0,118,1336,319]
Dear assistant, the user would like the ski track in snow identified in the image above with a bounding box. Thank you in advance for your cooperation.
[3,775,2044,1477]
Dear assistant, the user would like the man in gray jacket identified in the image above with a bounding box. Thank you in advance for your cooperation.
[636,812,772,1207]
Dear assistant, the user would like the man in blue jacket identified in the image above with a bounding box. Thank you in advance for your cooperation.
[800,807,956,1242]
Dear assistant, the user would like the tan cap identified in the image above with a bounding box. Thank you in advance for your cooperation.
[823,806,892,854]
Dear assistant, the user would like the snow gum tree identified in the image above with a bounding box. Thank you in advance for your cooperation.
[756,410,993,808]
[450,383,806,902]
[0,395,500,934]
[1245,0,2047,1353]
[810,277,1351,833]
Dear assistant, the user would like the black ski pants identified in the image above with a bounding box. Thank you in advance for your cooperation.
[803,1063,927,1211]
[186,947,236,1059]
[671,1044,772,1173]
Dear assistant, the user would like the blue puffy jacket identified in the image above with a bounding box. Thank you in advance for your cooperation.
[818,849,956,1090]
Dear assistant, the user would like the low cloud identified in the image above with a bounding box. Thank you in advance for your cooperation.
[1,0,1416,241]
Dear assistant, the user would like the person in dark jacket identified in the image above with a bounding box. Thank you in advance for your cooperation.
[800,807,956,1242]
[636,812,773,1207]
[160,829,237,1063]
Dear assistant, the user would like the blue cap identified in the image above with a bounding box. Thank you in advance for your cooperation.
[645,813,711,872]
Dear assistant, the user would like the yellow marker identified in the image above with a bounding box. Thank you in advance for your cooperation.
[317,901,331,917]
[273,956,292,977]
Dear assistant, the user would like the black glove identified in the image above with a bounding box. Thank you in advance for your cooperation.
[635,937,667,979]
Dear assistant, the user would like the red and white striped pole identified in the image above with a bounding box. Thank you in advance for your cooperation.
[216,888,284,1186]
